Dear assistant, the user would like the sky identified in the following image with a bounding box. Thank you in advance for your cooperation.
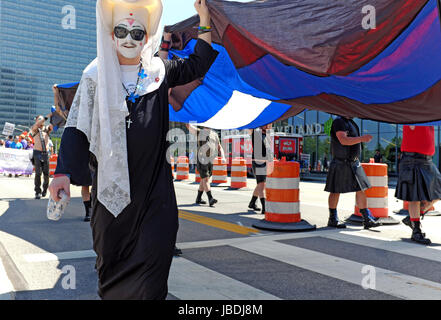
[162,0,251,26]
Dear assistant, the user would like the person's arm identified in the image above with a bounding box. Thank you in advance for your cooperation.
[195,0,212,46]
[336,131,372,146]
[164,0,218,88]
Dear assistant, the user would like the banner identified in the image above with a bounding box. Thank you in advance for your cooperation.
[0,148,34,175]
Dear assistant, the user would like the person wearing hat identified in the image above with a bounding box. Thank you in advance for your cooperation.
[49,0,218,300]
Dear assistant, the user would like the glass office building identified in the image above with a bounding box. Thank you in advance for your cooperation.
[274,110,440,174]
[0,0,96,134]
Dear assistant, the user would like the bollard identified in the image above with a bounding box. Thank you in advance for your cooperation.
[212,157,228,184]
[49,154,58,177]
[230,157,247,189]
[253,158,316,232]
[346,160,399,225]
[170,157,175,179]
[195,167,201,183]
[176,156,189,181]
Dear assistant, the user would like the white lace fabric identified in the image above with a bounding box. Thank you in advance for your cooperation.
[66,57,165,217]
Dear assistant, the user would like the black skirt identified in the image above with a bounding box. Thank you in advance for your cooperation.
[395,154,441,201]
[325,159,371,193]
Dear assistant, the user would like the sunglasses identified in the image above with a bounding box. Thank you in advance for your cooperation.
[114,26,146,41]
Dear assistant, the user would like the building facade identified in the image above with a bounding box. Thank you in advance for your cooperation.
[0,0,96,135]
[274,110,440,175]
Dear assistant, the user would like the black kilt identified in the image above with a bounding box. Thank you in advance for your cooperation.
[395,153,441,201]
[252,161,267,183]
[325,159,371,194]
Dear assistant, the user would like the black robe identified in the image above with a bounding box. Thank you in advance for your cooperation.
[55,39,218,299]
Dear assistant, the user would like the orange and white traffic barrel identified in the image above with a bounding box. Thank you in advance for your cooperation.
[195,167,201,183]
[253,158,316,232]
[212,157,228,184]
[347,160,398,225]
[176,156,189,181]
[49,154,58,177]
[230,157,247,189]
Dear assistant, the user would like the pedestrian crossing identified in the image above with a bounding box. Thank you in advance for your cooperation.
[169,229,441,300]
[11,228,441,300]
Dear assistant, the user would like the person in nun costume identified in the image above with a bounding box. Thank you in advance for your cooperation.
[49,0,218,300]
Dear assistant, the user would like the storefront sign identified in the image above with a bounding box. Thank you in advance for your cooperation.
[275,123,323,136]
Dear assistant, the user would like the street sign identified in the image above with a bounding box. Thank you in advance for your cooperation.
[2,122,15,136]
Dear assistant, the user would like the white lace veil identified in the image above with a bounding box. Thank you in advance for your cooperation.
[70,0,164,217]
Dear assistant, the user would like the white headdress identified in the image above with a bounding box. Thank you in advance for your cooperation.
[70,0,164,217]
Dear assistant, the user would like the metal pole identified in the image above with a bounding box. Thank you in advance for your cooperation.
[437,0,441,30]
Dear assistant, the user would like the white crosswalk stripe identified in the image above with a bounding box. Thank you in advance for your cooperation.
[14,229,441,300]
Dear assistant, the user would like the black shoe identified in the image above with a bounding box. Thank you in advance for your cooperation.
[411,221,431,245]
[35,193,41,199]
[209,198,218,207]
[41,190,47,198]
[327,214,347,228]
[360,209,381,229]
[248,203,261,211]
[174,246,182,256]
[196,198,207,205]
[402,216,426,237]
[84,216,91,222]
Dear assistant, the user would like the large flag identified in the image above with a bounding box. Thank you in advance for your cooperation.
[168,0,441,128]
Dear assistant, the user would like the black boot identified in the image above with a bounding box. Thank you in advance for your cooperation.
[248,196,261,211]
[360,208,381,229]
[207,191,217,207]
[195,191,206,204]
[327,209,346,228]
[411,220,431,245]
[260,198,266,215]
[83,200,91,222]
[402,215,426,237]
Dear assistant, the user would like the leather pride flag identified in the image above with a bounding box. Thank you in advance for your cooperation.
[168,0,441,128]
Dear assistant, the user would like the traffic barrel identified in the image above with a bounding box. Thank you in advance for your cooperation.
[230,157,247,189]
[253,158,316,232]
[393,201,441,216]
[212,157,228,184]
[49,154,58,177]
[195,167,201,183]
[346,160,399,225]
[176,156,189,181]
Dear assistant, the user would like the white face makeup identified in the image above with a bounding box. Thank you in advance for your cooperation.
[113,18,147,59]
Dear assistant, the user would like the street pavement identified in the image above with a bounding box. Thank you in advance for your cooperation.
[1,173,441,300]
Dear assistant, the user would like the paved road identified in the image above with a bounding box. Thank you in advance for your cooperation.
[1,174,441,300]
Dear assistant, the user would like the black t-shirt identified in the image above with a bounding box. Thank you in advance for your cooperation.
[330,117,361,160]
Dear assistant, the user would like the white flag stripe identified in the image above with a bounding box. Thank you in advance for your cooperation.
[168,257,280,300]
[266,177,300,190]
[266,201,300,214]
[198,91,272,129]
[233,241,441,300]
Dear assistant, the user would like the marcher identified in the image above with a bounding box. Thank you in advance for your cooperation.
[20,135,28,150]
[248,124,273,214]
[374,149,383,163]
[29,116,51,199]
[396,125,441,245]
[49,0,218,299]
[4,136,13,148]
[0,139,4,148]
[11,136,23,149]
[323,155,329,172]
[325,116,381,229]
[187,123,225,207]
